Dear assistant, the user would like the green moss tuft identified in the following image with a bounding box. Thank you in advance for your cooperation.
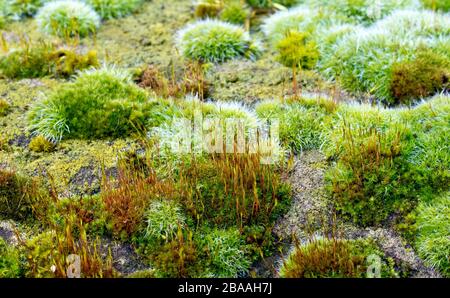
[0,237,21,278]
[390,49,449,105]
[36,0,100,38]
[0,169,45,221]
[279,237,396,278]
[29,135,56,153]
[0,98,10,116]
[28,65,173,141]
[0,41,99,79]
[176,19,262,63]
[415,193,450,277]
[85,0,144,20]
[220,1,249,25]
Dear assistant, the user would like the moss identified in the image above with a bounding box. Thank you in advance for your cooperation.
[0,98,10,116]
[220,2,250,25]
[324,105,423,226]
[28,66,167,141]
[0,237,22,278]
[35,0,100,38]
[148,234,201,278]
[126,269,156,278]
[246,0,298,8]
[143,200,186,242]
[390,49,449,105]
[256,98,335,152]
[176,19,262,63]
[207,56,327,102]
[0,41,99,79]
[195,228,251,278]
[0,169,44,221]
[275,30,319,95]
[85,0,144,20]
[421,0,450,12]
[279,238,396,278]
[2,0,47,19]
[195,0,223,19]
[415,193,450,277]
[28,135,56,153]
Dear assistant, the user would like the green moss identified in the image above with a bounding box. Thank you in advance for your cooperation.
[0,41,99,79]
[220,1,250,25]
[148,233,201,278]
[35,0,100,38]
[28,66,173,141]
[421,0,450,12]
[195,228,251,278]
[176,19,261,63]
[28,135,56,153]
[0,169,44,221]
[276,31,319,71]
[0,98,10,116]
[415,193,450,277]
[85,0,144,20]
[319,10,450,105]
[390,49,449,105]
[195,0,223,19]
[0,237,22,278]
[143,200,186,242]
[50,195,111,237]
[256,98,335,152]
[275,30,319,95]
[5,0,48,19]
[246,0,298,8]
[324,105,420,226]
[279,238,396,278]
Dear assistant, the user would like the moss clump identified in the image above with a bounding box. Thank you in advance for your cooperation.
[402,95,450,195]
[0,237,21,278]
[5,0,48,19]
[320,10,450,105]
[390,50,449,105]
[325,106,422,226]
[29,135,56,153]
[149,234,201,278]
[276,31,319,95]
[136,63,210,99]
[50,47,99,77]
[279,238,395,278]
[256,98,334,152]
[36,0,100,38]
[22,224,116,278]
[246,0,298,9]
[415,193,450,277]
[0,41,99,79]
[0,98,10,116]
[0,169,44,221]
[143,200,186,242]
[176,19,262,63]
[421,0,450,12]
[303,0,414,25]
[85,0,144,20]
[261,7,320,46]
[220,1,249,25]
[195,228,251,278]
[177,152,291,228]
[194,0,223,18]
[28,65,172,141]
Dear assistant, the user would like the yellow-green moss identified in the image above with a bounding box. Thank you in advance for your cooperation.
[0,98,9,116]
[29,135,56,153]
